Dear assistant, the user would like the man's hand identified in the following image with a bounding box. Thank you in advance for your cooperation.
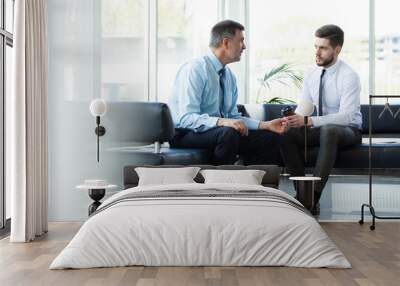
[286,114,313,128]
[259,118,288,134]
[217,118,249,136]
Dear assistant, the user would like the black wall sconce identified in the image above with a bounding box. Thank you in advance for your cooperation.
[89,99,107,162]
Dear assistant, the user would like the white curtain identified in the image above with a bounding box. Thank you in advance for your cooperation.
[9,0,48,242]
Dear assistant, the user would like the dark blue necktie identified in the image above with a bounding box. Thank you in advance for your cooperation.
[219,68,225,118]
[318,69,326,116]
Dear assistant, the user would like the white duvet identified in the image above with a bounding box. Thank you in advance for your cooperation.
[50,183,350,269]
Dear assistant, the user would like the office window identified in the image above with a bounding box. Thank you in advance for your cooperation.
[157,0,218,103]
[5,0,13,32]
[1,0,14,231]
[0,37,3,230]
[248,0,368,103]
[375,0,400,100]
[101,0,147,101]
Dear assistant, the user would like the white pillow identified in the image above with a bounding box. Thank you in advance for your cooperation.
[135,167,200,186]
[200,169,266,185]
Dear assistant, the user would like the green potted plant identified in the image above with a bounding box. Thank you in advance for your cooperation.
[256,63,303,104]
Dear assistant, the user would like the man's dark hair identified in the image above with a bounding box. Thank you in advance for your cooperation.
[315,24,344,48]
[209,20,245,48]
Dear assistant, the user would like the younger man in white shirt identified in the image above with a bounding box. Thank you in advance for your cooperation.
[280,24,362,215]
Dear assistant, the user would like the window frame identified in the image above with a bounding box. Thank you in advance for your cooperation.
[0,0,13,233]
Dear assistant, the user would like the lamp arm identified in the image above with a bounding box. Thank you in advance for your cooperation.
[94,116,106,162]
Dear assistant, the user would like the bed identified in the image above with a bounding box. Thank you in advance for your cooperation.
[50,166,350,269]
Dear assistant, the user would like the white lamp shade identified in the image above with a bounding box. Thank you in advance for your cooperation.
[296,99,314,116]
[89,99,107,117]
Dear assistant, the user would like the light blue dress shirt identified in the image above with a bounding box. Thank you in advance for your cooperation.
[169,50,260,132]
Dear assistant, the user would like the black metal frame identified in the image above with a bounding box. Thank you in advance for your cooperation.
[359,95,400,230]
[0,0,14,232]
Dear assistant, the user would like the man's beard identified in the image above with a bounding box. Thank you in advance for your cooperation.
[316,54,334,67]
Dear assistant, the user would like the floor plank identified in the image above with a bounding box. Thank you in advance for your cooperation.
[0,222,399,286]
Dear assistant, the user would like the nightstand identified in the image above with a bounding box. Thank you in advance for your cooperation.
[289,176,321,211]
[76,181,118,216]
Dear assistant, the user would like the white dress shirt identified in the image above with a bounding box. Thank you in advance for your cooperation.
[299,59,362,129]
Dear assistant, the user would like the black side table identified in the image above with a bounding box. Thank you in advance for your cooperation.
[88,188,106,215]
[289,176,321,211]
[77,183,118,216]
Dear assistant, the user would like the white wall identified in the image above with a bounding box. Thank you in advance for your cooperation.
[48,0,149,221]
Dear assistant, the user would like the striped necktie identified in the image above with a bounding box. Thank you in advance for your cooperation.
[318,69,326,116]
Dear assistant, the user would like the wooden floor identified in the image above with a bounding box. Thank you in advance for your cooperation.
[0,222,399,286]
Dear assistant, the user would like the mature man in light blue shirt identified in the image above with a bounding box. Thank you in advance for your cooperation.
[280,25,363,215]
[169,20,287,165]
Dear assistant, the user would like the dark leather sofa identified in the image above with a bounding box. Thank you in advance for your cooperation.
[243,104,400,171]
[105,102,400,171]
[102,102,212,165]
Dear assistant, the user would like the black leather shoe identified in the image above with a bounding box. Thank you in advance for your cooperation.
[311,202,320,216]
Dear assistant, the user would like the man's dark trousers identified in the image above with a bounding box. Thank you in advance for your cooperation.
[280,124,362,203]
[170,127,282,165]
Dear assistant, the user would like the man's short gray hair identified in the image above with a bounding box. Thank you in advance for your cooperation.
[209,20,245,48]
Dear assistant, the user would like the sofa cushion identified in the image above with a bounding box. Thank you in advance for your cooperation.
[306,142,400,169]
[360,105,400,134]
[103,102,175,144]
